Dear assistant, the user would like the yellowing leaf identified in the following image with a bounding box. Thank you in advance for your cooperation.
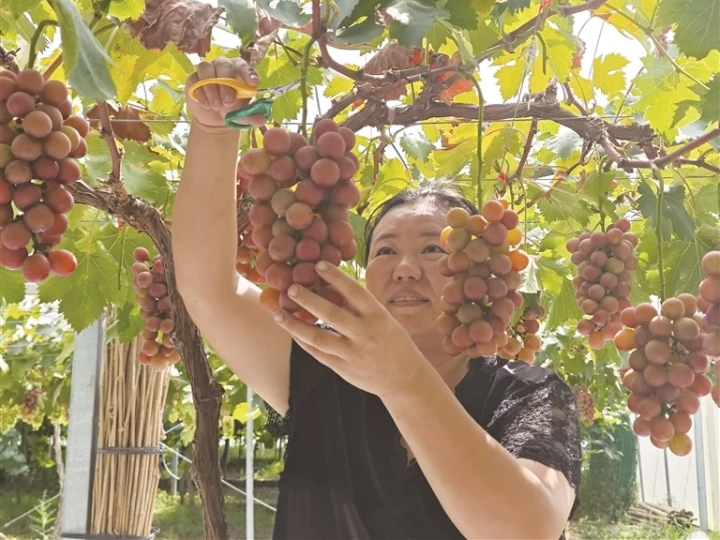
[593,53,629,98]
[568,74,593,108]
[324,76,355,98]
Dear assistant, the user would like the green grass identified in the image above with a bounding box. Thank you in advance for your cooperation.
[3,488,720,540]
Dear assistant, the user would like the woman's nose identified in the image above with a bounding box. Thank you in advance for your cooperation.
[392,255,422,281]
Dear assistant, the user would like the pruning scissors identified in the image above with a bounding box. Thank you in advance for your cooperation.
[188,78,302,129]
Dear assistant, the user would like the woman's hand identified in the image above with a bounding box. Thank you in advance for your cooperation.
[185,58,266,129]
[272,261,431,399]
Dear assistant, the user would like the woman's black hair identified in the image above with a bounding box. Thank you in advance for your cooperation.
[363,187,479,264]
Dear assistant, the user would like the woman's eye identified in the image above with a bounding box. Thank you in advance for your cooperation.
[375,247,395,256]
[423,244,446,254]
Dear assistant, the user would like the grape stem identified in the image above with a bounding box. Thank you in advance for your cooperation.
[299,37,316,138]
[28,20,59,70]
[651,162,666,302]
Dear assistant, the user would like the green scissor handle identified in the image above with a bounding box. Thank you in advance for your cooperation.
[224,100,274,129]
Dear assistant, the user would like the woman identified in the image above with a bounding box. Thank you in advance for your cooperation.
[173,58,582,540]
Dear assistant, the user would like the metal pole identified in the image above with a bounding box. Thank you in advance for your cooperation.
[694,409,709,531]
[635,435,645,502]
[60,318,104,539]
[663,448,672,506]
[170,450,179,496]
[246,387,255,540]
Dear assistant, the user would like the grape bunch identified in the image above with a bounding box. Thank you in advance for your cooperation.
[131,247,180,370]
[435,201,528,357]
[698,251,720,407]
[567,218,638,349]
[498,304,545,364]
[0,68,86,282]
[572,385,595,425]
[616,297,711,456]
[239,119,361,320]
[235,223,263,284]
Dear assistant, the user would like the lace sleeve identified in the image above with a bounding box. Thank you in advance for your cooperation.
[487,374,583,517]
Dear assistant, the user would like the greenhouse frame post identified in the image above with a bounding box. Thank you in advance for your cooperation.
[694,410,709,531]
[60,318,104,539]
[246,386,255,540]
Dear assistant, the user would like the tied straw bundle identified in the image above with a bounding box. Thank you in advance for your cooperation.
[90,319,171,537]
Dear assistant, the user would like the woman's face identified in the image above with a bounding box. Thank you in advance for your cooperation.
[365,202,451,338]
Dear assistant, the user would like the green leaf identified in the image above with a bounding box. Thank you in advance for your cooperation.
[665,235,715,297]
[546,127,583,159]
[519,256,541,294]
[270,88,302,123]
[699,74,720,124]
[218,0,257,44]
[387,0,450,47]
[579,171,615,204]
[37,241,123,333]
[107,0,145,20]
[636,182,695,241]
[400,131,435,161]
[334,17,385,44]
[329,0,362,29]
[537,183,591,227]
[593,53,629,98]
[324,76,355,98]
[468,19,500,57]
[495,0,531,15]
[546,277,582,330]
[656,0,720,60]
[120,141,171,204]
[83,133,112,183]
[54,0,116,100]
[445,0,478,30]
[97,222,156,271]
[256,0,310,26]
[0,268,26,305]
[671,100,698,128]
[10,0,37,18]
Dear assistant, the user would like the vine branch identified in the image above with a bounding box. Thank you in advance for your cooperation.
[508,118,538,184]
[96,103,125,190]
[651,164,667,302]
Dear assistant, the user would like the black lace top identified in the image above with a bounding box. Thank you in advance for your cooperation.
[266,340,582,539]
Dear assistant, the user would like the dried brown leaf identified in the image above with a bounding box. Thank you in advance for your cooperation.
[129,0,222,56]
[86,104,152,143]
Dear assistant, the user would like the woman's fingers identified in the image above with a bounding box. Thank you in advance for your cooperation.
[213,58,237,106]
[286,284,360,336]
[185,72,208,107]
[273,310,350,358]
[233,57,260,87]
[315,262,380,316]
[196,61,221,108]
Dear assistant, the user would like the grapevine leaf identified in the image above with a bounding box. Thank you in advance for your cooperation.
[445,0,478,30]
[694,182,720,218]
[386,0,450,47]
[107,299,145,343]
[108,0,145,20]
[592,53,629,98]
[665,234,715,297]
[546,277,582,330]
[324,76,355,98]
[0,268,26,305]
[636,182,695,241]
[671,100,697,128]
[37,242,123,333]
[97,223,156,270]
[579,171,615,203]
[256,0,310,26]
[329,0,361,29]
[494,51,526,101]
[495,0,531,16]
[546,127,583,159]
[468,19,500,57]
[519,256,541,294]
[270,88,302,123]
[54,0,117,100]
[632,56,682,136]
[83,133,112,184]
[425,20,453,50]
[699,74,720,125]
[129,0,223,56]
[334,17,385,44]
[120,141,171,205]
[10,0,37,19]
[218,0,257,44]
[537,183,591,227]
[656,0,720,60]
[400,131,435,161]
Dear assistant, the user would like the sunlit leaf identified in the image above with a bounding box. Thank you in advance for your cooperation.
[656,0,720,60]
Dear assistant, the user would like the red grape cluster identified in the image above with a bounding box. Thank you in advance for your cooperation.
[0,68,85,282]
[567,218,638,349]
[698,251,720,406]
[572,385,595,425]
[239,119,361,321]
[435,201,528,357]
[131,247,180,370]
[233,166,264,283]
[499,305,544,364]
[617,297,711,455]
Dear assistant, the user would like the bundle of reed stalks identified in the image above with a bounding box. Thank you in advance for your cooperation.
[90,323,171,538]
